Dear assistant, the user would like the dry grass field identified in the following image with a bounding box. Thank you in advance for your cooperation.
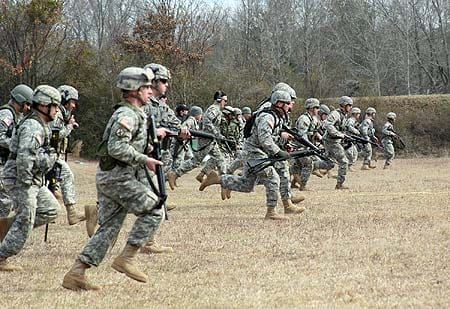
[0,157,449,308]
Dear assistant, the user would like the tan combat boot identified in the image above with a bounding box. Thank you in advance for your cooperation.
[195,171,205,183]
[111,243,148,283]
[335,183,349,190]
[299,182,309,191]
[291,195,305,204]
[265,207,289,221]
[167,171,178,190]
[361,164,370,170]
[85,205,98,237]
[0,257,22,272]
[327,171,338,179]
[291,173,301,189]
[140,240,173,254]
[65,204,86,225]
[199,171,220,191]
[369,162,377,169]
[311,169,324,178]
[282,200,305,215]
[62,259,100,291]
[348,166,356,172]
[0,216,14,242]
[383,164,390,170]
[221,186,232,200]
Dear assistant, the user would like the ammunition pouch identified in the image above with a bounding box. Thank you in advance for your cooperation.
[97,139,127,171]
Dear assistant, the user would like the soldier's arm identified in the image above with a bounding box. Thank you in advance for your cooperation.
[0,111,14,149]
[202,107,222,137]
[382,122,395,136]
[360,119,369,137]
[323,111,342,137]
[295,115,310,140]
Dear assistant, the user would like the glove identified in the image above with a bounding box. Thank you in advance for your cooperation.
[274,150,290,160]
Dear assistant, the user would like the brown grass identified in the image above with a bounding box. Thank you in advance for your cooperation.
[0,157,449,308]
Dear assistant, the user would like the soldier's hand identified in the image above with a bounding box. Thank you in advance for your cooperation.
[146,157,163,172]
[178,128,191,140]
[69,115,79,128]
[156,128,170,139]
[280,132,293,140]
[284,143,294,152]
[274,150,290,160]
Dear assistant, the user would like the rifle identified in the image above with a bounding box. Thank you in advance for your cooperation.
[247,149,318,174]
[345,133,383,149]
[163,126,236,144]
[147,115,168,220]
[387,129,406,149]
[281,125,333,163]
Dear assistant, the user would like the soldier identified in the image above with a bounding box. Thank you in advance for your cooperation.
[0,85,62,271]
[0,84,33,217]
[312,104,335,176]
[46,85,86,225]
[242,106,252,122]
[175,104,189,122]
[323,96,353,189]
[360,107,378,170]
[382,112,398,169]
[291,98,321,191]
[62,67,164,291]
[199,90,305,220]
[344,107,361,172]
[167,91,227,189]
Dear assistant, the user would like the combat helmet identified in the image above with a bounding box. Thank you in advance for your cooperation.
[116,67,154,90]
[58,85,79,105]
[351,107,361,114]
[33,85,61,106]
[338,96,353,106]
[366,107,377,114]
[387,112,396,120]
[11,84,33,105]
[144,63,171,80]
[272,82,296,99]
[271,90,291,104]
[305,98,320,109]
[319,104,330,115]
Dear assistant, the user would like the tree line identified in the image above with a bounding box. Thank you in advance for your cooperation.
[0,0,449,156]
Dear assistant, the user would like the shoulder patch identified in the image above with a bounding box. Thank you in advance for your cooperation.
[119,117,133,131]
[1,117,12,127]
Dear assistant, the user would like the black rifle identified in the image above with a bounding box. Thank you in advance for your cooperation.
[44,157,62,242]
[163,126,236,144]
[247,149,318,174]
[282,125,333,163]
[345,133,383,149]
[388,129,406,149]
[147,115,168,220]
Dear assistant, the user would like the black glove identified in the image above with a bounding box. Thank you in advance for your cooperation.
[274,150,290,160]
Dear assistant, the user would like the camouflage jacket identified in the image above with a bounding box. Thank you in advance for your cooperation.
[381,121,395,141]
[0,104,19,159]
[344,116,361,135]
[323,108,347,142]
[143,96,180,129]
[3,111,56,187]
[48,105,74,155]
[360,117,375,139]
[199,102,223,145]
[295,112,316,141]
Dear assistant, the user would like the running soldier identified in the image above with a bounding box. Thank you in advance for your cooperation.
[199,90,305,220]
[360,107,378,170]
[323,96,353,189]
[47,85,86,225]
[0,84,33,217]
[344,107,361,172]
[312,104,335,176]
[62,67,164,290]
[381,112,398,169]
[167,91,227,189]
[291,98,321,191]
[0,85,62,271]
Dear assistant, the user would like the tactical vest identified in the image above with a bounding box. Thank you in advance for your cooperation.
[243,108,281,138]
[97,102,145,171]
[0,105,18,161]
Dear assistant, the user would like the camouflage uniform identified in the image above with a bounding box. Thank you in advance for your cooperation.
[221,109,283,207]
[171,115,195,170]
[171,102,226,177]
[0,105,18,216]
[0,111,60,259]
[381,120,396,167]
[344,116,360,168]
[143,96,180,171]
[323,108,349,185]
[360,116,376,165]
[48,106,77,205]
[78,102,162,267]
[291,112,317,186]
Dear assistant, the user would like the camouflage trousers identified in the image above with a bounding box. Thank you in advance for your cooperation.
[345,144,358,167]
[324,140,348,184]
[228,150,244,174]
[0,183,60,258]
[78,166,163,267]
[221,157,279,207]
[382,139,395,166]
[0,165,12,217]
[171,142,194,170]
[273,160,292,200]
[173,141,226,177]
[361,143,373,165]
[58,159,76,206]
[291,156,313,185]
[313,156,335,171]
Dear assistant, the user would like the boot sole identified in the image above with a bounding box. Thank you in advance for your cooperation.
[62,274,100,291]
